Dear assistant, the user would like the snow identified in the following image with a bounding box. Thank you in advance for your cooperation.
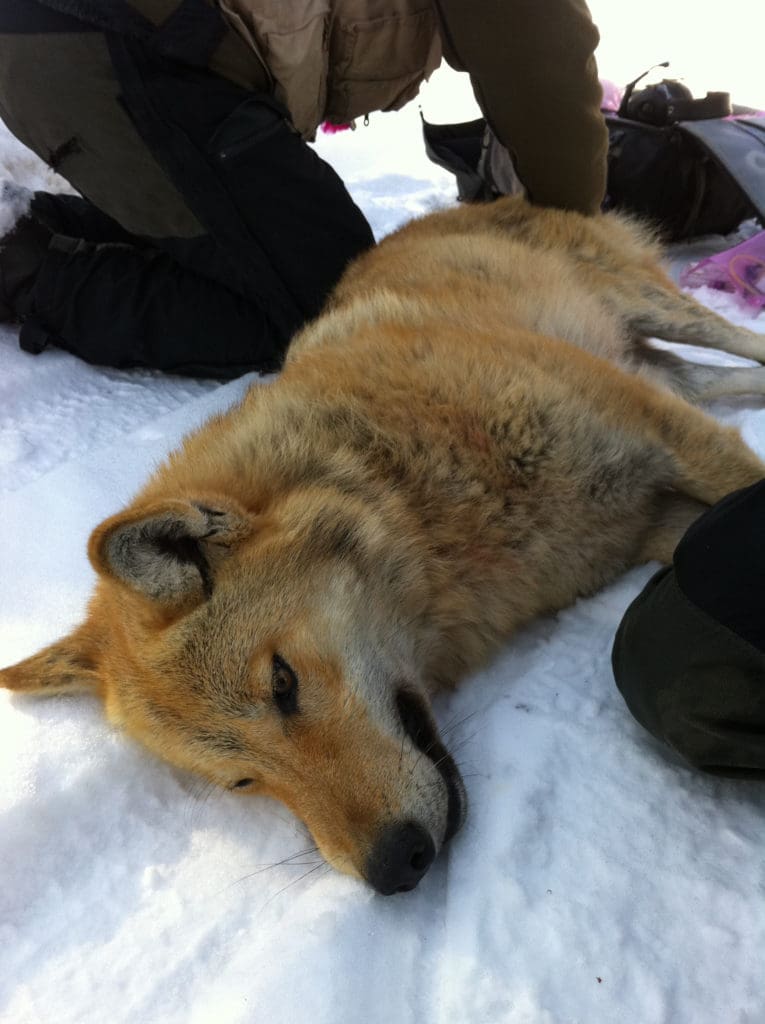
[2,63,765,1024]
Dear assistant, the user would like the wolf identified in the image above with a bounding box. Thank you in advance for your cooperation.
[3,198,765,894]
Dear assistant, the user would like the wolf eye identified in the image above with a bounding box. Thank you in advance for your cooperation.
[272,654,299,715]
[231,778,254,789]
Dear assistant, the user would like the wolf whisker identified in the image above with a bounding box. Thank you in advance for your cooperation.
[217,845,322,894]
[259,860,330,911]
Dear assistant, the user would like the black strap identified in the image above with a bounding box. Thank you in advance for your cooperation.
[106,33,303,337]
[32,0,226,70]
[33,0,267,90]
[29,1,152,38]
[136,0,226,67]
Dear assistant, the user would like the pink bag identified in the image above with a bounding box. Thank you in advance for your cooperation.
[680,231,765,314]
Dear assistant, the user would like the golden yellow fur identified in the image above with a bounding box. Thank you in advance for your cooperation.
[3,198,765,892]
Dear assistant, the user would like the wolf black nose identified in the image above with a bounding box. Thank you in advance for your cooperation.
[365,822,436,895]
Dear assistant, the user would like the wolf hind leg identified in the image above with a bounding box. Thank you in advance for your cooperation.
[623,281,765,363]
[637,493,708,563]
[678,364,765,401]
[651,401,764,506]
[631,339,765,402]
[593,362,765,510]
[629,404,763,565]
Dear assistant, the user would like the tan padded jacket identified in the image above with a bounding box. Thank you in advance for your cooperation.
[217,0,442,138]
[215,0,607,215]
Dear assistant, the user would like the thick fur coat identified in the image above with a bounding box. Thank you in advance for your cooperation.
[3,198,764,893]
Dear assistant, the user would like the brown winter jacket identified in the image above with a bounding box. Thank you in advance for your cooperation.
[218,0,442,139]
[127,0,607,214]
[214,0,607,214]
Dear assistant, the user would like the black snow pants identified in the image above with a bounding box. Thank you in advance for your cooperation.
[0,0,374,377]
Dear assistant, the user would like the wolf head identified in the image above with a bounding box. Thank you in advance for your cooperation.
[1,488,466,894]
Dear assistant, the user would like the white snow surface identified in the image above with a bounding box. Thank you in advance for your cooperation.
[2,81,765,1024]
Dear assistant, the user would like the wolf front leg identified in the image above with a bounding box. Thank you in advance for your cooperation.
[655,407,764,504]
[635,393,764,564]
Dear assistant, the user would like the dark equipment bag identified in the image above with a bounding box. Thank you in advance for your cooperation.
[422,116,491,202]
[603,114,757,240]
[604,74,764,240]
[423,76,765,242]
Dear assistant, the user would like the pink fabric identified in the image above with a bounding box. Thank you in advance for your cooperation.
[599,79,623,113]
[681,231,765,314]
[320,121,353,134]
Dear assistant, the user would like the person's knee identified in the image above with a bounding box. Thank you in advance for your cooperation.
[612,564,765,778]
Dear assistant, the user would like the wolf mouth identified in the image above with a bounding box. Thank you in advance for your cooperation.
[395,688,467,843]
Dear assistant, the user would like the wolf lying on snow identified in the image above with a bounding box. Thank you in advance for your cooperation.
[3,198,765,894]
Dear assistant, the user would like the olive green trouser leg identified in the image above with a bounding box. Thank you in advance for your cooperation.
[0,20,283,373]
[0,28,203,239]
[613,568,765,779]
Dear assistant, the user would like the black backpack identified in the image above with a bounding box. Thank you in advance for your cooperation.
[604,70,764,239]
[423,74,765,241]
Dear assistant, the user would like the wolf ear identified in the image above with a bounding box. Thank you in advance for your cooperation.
[88,497,251,606]
[0,625,102,697]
